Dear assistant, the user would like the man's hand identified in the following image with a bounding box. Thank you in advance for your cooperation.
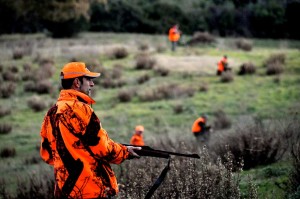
[126,146,142,158]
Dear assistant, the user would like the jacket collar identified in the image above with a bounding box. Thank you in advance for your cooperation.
[58,89,96,105]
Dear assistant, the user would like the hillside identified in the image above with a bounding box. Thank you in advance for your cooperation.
[0,33,299,198]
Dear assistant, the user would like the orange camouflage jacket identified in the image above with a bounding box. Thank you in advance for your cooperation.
[40,89,129,198]
[130,134,145,146]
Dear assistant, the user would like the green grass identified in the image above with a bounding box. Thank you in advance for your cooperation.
[0,32,300,197]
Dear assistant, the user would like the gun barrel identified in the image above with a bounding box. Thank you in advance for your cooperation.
[123,144,200,159]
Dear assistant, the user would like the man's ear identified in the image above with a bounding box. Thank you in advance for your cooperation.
[74,78,81,88]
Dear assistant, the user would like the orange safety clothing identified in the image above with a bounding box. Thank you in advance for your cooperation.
[130,134,145,146]
[217,57,227,72]
[40,89,129,198]
[168,26,180,42]
[192,117,206,135]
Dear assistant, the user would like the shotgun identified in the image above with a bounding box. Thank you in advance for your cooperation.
[123,144,200,159]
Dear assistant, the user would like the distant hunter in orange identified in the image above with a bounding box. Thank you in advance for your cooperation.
[39,62,141,199]
[130,125,145,146]
[168,24,181,51]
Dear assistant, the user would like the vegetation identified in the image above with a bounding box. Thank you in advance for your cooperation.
[0,32,299,198]
[1,0,300,39]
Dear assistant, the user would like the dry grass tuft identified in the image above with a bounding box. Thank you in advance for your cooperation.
[135,54,156,70]
[186,31,215,45]
[0,147,16,158]
[0,123,12,135]
[235,38,253,51]
[27,95,48,112]
[220,71,234,83]
[0,82,16,98]
[238,62,256,75]
[213,110,232,130]
[138,84,195,102]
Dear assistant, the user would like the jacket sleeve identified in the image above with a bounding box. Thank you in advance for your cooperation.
[40,115,54,165]
[89,128,129,164]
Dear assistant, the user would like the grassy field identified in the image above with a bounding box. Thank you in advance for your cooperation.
[0,32,299,198]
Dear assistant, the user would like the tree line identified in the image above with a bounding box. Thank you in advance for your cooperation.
[0,0,299,39]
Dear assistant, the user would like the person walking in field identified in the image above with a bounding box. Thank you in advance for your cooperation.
[168,24,181,51]
[192,115,211,144]
[130,125,145,146]
[39,62,141,199]
[217,55,229,75]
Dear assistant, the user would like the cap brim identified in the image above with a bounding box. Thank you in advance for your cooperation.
[85,72,101,78]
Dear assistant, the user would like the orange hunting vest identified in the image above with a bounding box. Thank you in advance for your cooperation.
[40,89,129,198]
[192,117,206,134]
[168,27,180,42]
[130,134,145,146]
[218,58,227,72]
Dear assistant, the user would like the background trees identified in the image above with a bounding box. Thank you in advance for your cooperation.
[0,0,299,39]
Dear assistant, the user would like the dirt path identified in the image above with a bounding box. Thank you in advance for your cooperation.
[154,55,241,75]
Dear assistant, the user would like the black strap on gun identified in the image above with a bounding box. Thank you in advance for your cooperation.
[123,144,200,199]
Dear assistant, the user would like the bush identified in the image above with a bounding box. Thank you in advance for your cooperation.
[116,138,257,198]
[154,67,169,77]
[110,47,129,59]
[138,84,195,102]
[235,39,253,51]
[135,54,156,70]
[27,95,48,112]
[264,53,286,67]
[12,48,24,60]
[199,82,209,92]
[0,82,16,98]
[186,32,215,45]
[137,74,150,84]
[211,118,289,170]
[0,123,12,134]
[213,110,232,130]
[117,89,135,103]
[220,71,234,83]
[35,80,54,94]
[0,147,16,158]
[0,106,11,117]
[266,62,284,75]
[238,62,256,75]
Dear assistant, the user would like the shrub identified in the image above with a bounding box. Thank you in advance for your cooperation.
[111,64,123,79]
[12,48,24,60]
[35,80,54,94]
[220,71,234,83]
[0,82,16,98]
[0,147,16,158]
[2,70,20,81]
[117,138,257,198]
[211,118,288,170]
[24,81,37,92]
[156,44,167,53]
[138,84,195,102]
[264,53,286,67]
[186,31,215,45]
[0,106,11,117]
[117,89,135,102]
[173,103,184,114]
[137,74,150,84]
[135,54,156,70]
[0,123,12,134]
[154,67,169,77]
[213,110,232,130]
[235,39,253,51]
[238,62,256,75]
[199,82,209,92]
[286,119,300,197]
[27,95,48,112]
[138,42,149,51]
[110,47,129,59]
[266,62,284,75]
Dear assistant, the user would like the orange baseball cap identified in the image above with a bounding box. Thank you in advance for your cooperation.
[60,62,101,79]
[135,125,144,132]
